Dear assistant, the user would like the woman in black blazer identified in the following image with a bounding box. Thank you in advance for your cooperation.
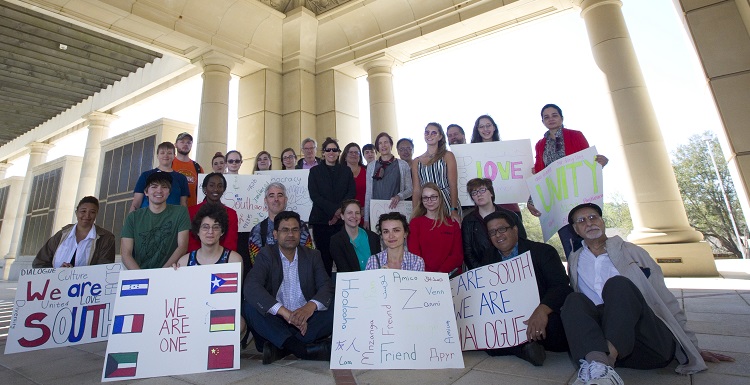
[330,199,381,272]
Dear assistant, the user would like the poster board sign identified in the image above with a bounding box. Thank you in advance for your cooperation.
[452,140,533,206]
[450,252,540,351]
[102,263,241,381]
[256,169,312,222]
[331,270,464,370]
[198,173,270,232]
[526,146,603,241]
[4,264,123,354]
[368,199,413,230]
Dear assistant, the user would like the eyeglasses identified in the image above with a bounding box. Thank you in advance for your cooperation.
[282,155,296,160]
[424,130,439,137]
[397,147,412,152]
[478,124,494,130]
[488,226,512,237]
[227,159,242,164]
[323,148,340,153]
[574,214,601,224]
[200,224,222,232]
[421,195,439,202]
[347,150,360,156]
[470,188,487,197]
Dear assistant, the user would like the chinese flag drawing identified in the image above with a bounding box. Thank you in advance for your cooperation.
[207,345,234,370]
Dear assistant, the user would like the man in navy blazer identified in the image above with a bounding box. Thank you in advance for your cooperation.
[243,210,334,364]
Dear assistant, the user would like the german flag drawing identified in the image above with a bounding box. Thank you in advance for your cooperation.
[209,309,235,332]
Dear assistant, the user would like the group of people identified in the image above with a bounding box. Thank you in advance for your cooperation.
[31,104,733,384]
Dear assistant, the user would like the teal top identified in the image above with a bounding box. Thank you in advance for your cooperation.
[350,228,372,271]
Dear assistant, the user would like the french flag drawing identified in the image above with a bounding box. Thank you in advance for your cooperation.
[112,314,145,334]
[120,279,149,297]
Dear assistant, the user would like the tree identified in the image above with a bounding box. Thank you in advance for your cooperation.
[672,131,746,256]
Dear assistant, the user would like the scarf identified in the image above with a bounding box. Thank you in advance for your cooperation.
[372,156,395,180]
[543,128,566,167]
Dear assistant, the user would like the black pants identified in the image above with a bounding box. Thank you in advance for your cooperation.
[561,276,675,369]
[486,311,569,356]
[312,223,341,276]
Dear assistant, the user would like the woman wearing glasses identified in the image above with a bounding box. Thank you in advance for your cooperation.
[340,142,366,207]
[411,122,460,223]
[407,183,462,275]
[365,212,424,271]
[308,137,356,275]
[280,148,297,170]
[470,114,501,143]
[462,178,527,270]
[225,150,243,174]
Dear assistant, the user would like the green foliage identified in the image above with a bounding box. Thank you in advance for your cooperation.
[602,193,633,232]
[520,204,565,259]
[672,131,746,256]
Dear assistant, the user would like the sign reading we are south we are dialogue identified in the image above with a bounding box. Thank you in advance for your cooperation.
[102,263,242,381]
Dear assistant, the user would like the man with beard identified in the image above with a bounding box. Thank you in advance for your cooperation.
[447,124,466,145]
[562,203,733,385]
[172,132,203,207]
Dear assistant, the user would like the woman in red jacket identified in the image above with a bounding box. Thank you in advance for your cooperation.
[528,104,608,257]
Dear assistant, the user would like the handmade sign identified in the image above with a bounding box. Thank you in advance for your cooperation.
[255,169,312,221]
[450,252,540,351]
[526,146,603,241]
[452,140,533,206]
[331,270,464,370]
[368,199,413,230]
[102,263,241,381]
[5,263,123,354]
[198,173,270,232]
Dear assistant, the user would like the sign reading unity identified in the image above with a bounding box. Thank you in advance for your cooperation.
[256,169,312,222]
[368,199,413,230]
[450,252,540,351]
[102,263,241,381]
[526,146,603,241]
[452,140,534,206]
[5,264,122,354]
[330,270,464,370]
[198,173,270,231]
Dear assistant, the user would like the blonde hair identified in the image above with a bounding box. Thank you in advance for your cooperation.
[422,122,448,166]
[413,182,450,229]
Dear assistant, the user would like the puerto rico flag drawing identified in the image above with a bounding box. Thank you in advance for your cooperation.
[112,314,145,334]
[210,273,237,294]
[120,279,149,296]
[207,345,234,370]
[104,352,138,378]
[209,309,235,332]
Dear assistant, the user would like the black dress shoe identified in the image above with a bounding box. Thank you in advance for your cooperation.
[262,341,289,365]
[304,341,332,361]
[515,341,546,366]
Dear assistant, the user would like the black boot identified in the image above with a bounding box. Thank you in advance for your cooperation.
[304,341,332,361]
[514,341,546,366]
[262,341,289,365]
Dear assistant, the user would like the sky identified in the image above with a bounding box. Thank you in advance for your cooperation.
[21,1,724,203]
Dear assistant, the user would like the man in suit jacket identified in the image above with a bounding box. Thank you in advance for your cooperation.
[243,210,334,364]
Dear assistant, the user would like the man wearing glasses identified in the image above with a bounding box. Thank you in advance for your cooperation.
[296,138,322,169]
[562,203,732,385]
[478,210,572,367]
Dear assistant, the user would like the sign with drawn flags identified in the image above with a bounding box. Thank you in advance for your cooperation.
[102,263,242,381]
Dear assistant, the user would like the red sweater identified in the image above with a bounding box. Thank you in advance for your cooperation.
[187,201,239,252]
[407,215,463,274]
[533,128,590,173]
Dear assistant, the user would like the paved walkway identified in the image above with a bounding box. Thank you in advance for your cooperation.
[1,260,748,384]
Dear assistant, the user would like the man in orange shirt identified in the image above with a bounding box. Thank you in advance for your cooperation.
[172,132,203,206]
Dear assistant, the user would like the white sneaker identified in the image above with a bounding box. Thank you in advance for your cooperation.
[585,361,624,385]
[572,359,590,385]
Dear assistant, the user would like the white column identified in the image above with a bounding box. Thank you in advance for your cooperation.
[357,53,400,143]
[2,142,53,279]
[574,0,716,275]
[0,162,11,180]
[194,51,236,167]
[76,112,117,203]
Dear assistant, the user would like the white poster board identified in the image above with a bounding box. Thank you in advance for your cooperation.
[331,270,464,370]
[256,169,312,222]
[452,140,534,206]
[526,147,603,241]
[368,199,413,230]
[4,264,123,354]
[450,252,540,351]
[198,174,270,232]
[102,263,241,381]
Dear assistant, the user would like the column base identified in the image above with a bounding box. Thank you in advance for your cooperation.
[3,255,34,281]
[638,242,719,277]
[2,257,14,280]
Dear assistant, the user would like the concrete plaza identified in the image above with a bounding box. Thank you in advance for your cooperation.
[1,260,748,385]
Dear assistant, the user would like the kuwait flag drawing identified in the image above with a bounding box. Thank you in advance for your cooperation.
[210,309,235,332]
[120,279,149,296]
[210,273,237,294]
[104,352,138,378]
[112,314,145,334]
[207,345,234,370]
